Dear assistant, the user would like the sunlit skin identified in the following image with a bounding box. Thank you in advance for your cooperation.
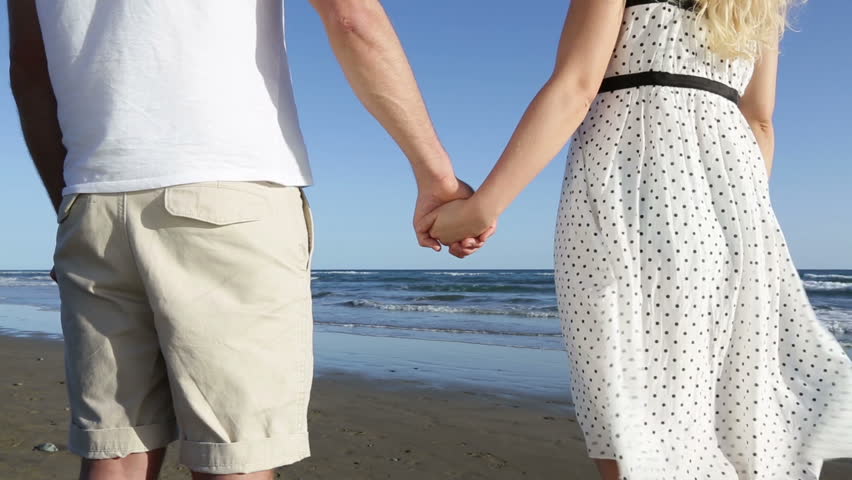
[426,2,778,252]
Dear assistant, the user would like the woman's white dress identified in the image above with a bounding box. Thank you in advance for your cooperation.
[554,2,852,479]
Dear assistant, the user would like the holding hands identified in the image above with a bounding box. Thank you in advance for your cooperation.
[414,176,496,258]
[427,197,497,251]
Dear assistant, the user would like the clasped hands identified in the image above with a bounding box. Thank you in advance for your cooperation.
[413,176,497,259]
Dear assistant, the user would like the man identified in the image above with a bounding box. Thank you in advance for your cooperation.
[9,1,490,478]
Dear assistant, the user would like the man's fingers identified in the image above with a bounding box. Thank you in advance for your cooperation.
[415,209,442,251]
[417,231,442,251]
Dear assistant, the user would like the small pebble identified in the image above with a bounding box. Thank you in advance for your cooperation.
[36,357,44,361]
[390,457,401,462]
[33,443,59,453]
[12,383,23,387]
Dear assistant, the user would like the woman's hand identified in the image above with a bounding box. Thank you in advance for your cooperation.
[428,197,498,247]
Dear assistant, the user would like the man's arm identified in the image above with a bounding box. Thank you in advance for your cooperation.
[309,0,490,255]
[8,0,66,212]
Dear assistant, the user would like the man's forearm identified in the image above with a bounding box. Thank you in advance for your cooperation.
[312,1,454,185]
[9,0,66,212]
[11,75,66,212]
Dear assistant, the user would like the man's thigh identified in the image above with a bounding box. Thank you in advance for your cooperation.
[126,182,315,475]
[54,192,176,460]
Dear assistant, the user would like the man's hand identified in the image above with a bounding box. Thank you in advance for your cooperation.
[413,176,495,258]
[427,196,498,248]
[310,1,490,257]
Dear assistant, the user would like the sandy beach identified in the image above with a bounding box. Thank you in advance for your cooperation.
[1,335,851,479]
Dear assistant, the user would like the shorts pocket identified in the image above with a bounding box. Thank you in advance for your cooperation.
[299,189,315,270]
[164,183,269,226]
[56,194,81,224]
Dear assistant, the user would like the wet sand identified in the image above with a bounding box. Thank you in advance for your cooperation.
[1,335,851,479]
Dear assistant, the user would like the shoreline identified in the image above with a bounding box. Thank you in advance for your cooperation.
[0,334,592,479]
[2,329,852,477]
[3,334,852,479]
[0,302,573,402]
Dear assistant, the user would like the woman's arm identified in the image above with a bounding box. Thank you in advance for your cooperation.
[739,40,779,176]
[429,0,625,243]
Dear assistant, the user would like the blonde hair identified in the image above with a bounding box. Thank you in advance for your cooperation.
[693,0,800,59]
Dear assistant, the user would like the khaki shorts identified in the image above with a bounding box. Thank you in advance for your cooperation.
[53,181,314,474]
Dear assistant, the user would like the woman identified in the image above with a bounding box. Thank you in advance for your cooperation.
[427,0,852,478]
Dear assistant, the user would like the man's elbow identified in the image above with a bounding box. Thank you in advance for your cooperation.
[310,0,380,37]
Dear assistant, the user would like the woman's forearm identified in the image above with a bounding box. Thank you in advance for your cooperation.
[747,119,775,176]
[473,79,596,217]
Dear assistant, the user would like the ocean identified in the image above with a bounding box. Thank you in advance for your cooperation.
[1,269,851,350]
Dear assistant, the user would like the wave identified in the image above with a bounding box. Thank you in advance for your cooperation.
[317,320,561,337]
[803,280,852,295]
[318,271,377,275]
[412,294,469,302]
[424,271,488,277]
[401,284,553,294]
[0,276,55,287]
[342,299,559,318]
[802,273,852,283]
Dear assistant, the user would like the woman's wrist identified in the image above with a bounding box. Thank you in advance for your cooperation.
[470,190,502,226]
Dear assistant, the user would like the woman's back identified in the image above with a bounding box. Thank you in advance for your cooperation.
[607,1,754,94]
[554,2,852,479]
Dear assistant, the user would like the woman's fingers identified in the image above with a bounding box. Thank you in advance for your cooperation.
[449,242,479,258]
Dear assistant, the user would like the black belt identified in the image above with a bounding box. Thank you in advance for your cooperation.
[626,0,697,10]
[598,71,741,104]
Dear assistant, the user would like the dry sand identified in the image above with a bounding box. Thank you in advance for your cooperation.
[1,335,851,479]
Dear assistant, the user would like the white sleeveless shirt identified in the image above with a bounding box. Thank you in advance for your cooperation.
[36,0,313,194]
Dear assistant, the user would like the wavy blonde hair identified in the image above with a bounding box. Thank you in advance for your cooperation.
[694,0,801,59]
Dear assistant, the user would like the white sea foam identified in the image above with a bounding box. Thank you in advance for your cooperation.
[803,280,852,293]
[0,276,55,287]
[320,271,377,275]
[424,272,487,277]
[345,299,559,318]
[803,273,852,282]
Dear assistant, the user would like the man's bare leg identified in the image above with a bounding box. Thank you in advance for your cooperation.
[79,448,166,480]
[594,459,620,480]
[192,470,276,480]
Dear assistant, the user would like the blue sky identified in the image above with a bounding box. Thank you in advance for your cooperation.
[0,0,849,270]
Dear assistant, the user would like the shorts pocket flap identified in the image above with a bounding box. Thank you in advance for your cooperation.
[165,185,268,226]
[56,194,80,224]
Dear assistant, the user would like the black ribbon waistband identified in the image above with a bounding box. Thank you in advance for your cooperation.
[598,71,740,104]
[625,0,697,10]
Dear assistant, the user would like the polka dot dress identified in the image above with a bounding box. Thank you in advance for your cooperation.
[554,3,852,479]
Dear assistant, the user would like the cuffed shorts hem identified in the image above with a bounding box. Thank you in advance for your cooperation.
[68,421,178,459]
[180,431,310,475]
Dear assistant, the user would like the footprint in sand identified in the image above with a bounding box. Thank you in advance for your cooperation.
[465,451,508,469]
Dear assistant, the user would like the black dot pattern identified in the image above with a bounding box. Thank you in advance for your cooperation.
[553,4,852,480]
